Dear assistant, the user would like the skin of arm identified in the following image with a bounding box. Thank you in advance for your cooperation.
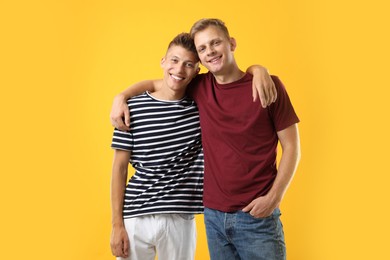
[110,66,276,130]
[246,65,277,107]
[110,149,131,258]
[242,123,301,218]
[110,80,161,131]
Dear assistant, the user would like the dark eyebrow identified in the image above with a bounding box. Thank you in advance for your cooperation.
[169,55,196,63]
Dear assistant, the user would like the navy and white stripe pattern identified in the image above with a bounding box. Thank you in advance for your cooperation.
[111,92,204,218]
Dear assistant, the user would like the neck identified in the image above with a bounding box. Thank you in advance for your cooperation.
[150,85,186,101]
[213,63,245,84]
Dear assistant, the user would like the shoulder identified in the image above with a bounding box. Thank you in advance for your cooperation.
[193,72,212,82]
[187,73,211,97]
[126,92,150,104]
[270,75,282,86]
[270,75,289,94]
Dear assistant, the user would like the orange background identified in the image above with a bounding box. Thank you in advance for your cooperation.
[1,0,390,259]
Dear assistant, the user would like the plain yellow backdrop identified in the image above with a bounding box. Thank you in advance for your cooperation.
[1,0,390,259]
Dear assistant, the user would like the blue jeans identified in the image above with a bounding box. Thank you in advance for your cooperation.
[204,207,286,260]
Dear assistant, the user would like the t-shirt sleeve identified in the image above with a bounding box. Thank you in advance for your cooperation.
[270,76,300,132]
[111,129,133,151]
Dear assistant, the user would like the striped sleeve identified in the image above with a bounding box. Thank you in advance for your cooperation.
[111,129,133,151]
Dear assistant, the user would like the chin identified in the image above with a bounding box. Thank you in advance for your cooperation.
[207,63,223,73]
[171,84,186,91]
[208,67,222,74]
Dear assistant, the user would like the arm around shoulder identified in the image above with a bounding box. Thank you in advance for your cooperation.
[110,79,162,130]
[246,65,277,107]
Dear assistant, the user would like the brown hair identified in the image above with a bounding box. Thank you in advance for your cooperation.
[190,18,230,40]
[167,33,199,60]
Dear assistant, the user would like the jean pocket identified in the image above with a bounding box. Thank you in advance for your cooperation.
[247,212,274,220]
[244,208,281,220]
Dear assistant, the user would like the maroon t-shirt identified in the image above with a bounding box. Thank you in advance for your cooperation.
[188,72,299,212]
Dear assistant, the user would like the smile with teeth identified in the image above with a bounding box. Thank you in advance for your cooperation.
[208,55,222,63]
[170,74,185,81]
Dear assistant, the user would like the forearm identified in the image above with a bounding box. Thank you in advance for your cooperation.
[111,154,129,227]
[268,147,300,205]
[118,80,161,100]
[267,125,301,204]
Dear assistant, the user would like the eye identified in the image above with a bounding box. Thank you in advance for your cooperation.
[213,41,221,46]
[185,63,194,68]
[171,58,179,63]
[197,47,205,53]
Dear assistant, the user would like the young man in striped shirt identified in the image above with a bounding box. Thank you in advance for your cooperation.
[110,33,203,260]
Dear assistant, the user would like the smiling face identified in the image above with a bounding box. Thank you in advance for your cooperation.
[193,25,236,76]
[161,44,200,93]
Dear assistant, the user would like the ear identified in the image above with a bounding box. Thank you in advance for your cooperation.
[194,66,201,77]
[160,57,166,68]
[230,37,237,51]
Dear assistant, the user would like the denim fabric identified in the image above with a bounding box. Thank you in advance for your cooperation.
[204,207,286,260]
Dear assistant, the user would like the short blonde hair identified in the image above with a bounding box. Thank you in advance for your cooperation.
[190,18,230,40]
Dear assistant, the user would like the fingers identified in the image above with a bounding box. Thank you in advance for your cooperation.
[267,73,277,104]
[253,81,268,108]
[252,83,259,102]
[110,114,117,127]
[124,107,130,127]
[111,241,122,257]
[270,81,277,103]
[110,95,130,131]
[123,237,130,258]
[110,113,130,131]
[242,198,273,218]
[253,82,276,108]
[114,119,130,132]
[259,89,267,108]
[242,202,253,212]
[111,239,130,258]
[248,203,274,218]
[251,209,273,219]
[261,82,277,107]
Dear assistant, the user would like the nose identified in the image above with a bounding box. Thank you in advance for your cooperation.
[174,62,186,75]
[206,46,216,56]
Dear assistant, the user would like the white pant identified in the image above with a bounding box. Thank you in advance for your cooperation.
[118,214,196,260]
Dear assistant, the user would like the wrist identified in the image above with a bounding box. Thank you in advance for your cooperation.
[112,217,124,228]
[246,65,267,75]
[266,190,283,206]
[114,93,126,102]
[112,223,125,230]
